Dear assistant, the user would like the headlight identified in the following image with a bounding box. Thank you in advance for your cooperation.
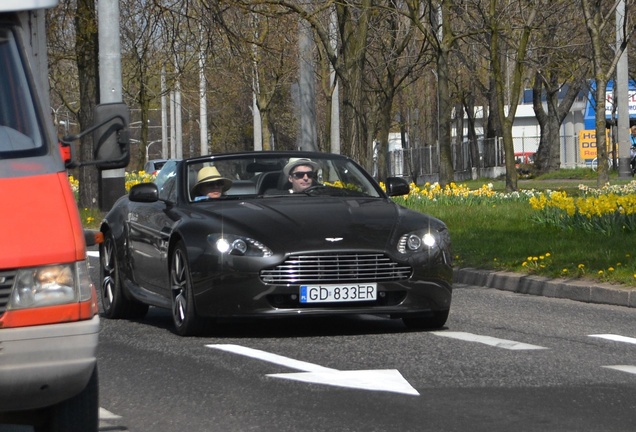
[398,231,438,254]
[209,234,272,257]
[8,261,92,310]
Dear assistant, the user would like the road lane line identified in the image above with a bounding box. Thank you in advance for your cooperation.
[431,331,548,350]
[99,407,122,419]
[603,365,636,375]
[589,334,636,345]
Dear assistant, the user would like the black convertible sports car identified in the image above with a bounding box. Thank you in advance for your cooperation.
[99,151,453,335]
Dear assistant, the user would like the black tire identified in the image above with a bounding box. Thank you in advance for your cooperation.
[100,230,149,319]
[171,242,205,336]
[35,366,99,432]
[402,310,449,330]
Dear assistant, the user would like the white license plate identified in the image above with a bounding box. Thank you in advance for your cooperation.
[299,283,377,303]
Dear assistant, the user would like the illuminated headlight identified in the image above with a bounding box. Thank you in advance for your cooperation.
[209,234,272,257]
[8,261,92,310]
[398,232,437,253]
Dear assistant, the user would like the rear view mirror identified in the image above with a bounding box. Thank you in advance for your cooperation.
[93,103,130,170]
[60,102,130,170]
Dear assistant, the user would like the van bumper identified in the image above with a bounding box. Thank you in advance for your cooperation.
[0,315,99,411]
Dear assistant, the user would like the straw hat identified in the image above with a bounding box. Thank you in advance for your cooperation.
[194,166,233,194]
[283,157,319,177]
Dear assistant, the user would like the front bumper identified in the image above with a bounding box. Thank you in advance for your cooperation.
[0,315,99,412]
[192,269,453,319]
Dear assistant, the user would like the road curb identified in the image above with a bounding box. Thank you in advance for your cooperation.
[454,268,636,308]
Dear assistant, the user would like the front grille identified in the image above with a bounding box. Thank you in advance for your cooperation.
[260,252,412,284]
[0,270,17,316]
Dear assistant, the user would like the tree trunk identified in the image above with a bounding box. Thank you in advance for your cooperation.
[75,0,99,209]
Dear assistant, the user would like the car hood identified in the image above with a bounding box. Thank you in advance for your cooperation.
[192,196,432,251]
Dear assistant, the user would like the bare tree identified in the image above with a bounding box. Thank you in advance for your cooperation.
[581,0,636,186]
[531,2,590,174]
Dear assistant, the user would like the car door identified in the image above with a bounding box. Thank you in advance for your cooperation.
[127,162,178,294]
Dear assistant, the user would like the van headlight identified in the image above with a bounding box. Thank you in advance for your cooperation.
[8,261,92,310]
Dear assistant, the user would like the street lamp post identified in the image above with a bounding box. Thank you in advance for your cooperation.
[145,139,163,162]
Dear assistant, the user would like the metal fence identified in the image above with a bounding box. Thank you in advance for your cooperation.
[388,134,589,182]
[388,137,505,182]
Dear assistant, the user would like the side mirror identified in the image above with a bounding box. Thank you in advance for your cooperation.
[129,183,159,203]
[93,103,130,170]
[385,177,410,196]
[60,102,130,170]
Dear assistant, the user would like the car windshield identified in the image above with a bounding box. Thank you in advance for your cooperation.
[187,154,383,202]
[0,27,44,158]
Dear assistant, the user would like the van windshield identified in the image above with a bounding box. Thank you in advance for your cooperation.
[0,27,43,157]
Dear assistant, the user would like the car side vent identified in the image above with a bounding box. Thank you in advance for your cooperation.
[0,270,16,316]
[260,253,412,284]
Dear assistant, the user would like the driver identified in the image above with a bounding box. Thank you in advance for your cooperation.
[283,158,320,193]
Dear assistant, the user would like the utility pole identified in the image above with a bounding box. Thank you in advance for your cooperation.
[617,0,631,178]
[98,0,125,211]
[329,8,340,154]
[298,19,317,151]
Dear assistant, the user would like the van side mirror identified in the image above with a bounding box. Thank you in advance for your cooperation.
[93,102,130,169]
[60,102,130,170]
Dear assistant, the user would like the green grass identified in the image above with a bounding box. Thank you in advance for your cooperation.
[415,200,636,286]
[404,168,636,287]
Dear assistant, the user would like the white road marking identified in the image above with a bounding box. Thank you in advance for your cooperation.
[589,334,636,345]
[431,331,548,350]
[87,251,99,258]
[603,365,636,375]
[99,407,122,419]
[206,344,419,396]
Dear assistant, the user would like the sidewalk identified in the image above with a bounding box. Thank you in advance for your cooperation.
[454,268,636,308]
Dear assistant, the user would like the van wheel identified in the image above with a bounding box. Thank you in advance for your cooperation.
[100,230,148,319]
[35,367,99,432]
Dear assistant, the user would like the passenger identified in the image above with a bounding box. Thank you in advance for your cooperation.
[193,166,233,200]
[283,157,320,193]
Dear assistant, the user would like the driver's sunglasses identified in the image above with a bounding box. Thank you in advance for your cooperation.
[291,171,315,179]
[205,180,224,188]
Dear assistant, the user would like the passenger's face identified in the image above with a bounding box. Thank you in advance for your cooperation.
[289,165,314,192]
[200,181,224,198]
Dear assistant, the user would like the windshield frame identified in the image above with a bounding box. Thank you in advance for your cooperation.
[185,152,387,203]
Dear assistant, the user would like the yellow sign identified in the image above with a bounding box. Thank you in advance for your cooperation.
[578,129,611,160]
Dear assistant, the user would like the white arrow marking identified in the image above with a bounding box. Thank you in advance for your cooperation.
[206,344,419,396]
[590,334,636,345]
[431,331,548,350]
[603,365,636,375]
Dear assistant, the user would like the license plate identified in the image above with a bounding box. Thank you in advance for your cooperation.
[299,283,377,303]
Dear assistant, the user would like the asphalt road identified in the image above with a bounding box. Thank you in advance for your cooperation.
[3,257,636,432]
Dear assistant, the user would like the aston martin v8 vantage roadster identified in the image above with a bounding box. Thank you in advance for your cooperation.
[99,151,452,335]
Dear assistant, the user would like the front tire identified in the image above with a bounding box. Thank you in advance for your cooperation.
[171,242,205,336]
[34,366,99,432]
[100,230,149,319]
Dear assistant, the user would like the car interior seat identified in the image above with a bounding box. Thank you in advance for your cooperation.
[257,171,282,194]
